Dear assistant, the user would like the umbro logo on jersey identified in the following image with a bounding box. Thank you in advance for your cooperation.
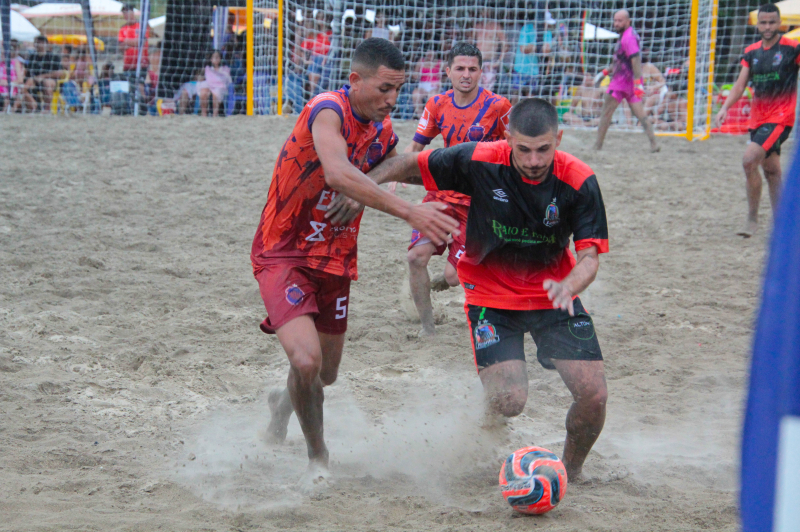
[493,189,509,202]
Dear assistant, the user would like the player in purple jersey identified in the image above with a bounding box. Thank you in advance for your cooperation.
[593,10,659,152]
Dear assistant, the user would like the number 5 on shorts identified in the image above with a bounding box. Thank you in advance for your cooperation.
[335,297,348,319]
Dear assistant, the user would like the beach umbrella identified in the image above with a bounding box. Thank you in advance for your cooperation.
[11,9,39,41]
[22,0,136,38]
[749,0,800,25]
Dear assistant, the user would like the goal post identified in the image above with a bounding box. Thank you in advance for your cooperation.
[252,0,722,140]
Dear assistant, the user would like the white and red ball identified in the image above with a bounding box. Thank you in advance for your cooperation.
[499,446,568,514]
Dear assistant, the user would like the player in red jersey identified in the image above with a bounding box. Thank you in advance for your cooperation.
[369,99,609,480]
[714,3,799,237]
[402,43,512,337]
[251,38,458,480]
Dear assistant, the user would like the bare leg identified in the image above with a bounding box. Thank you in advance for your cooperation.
[199,88,209,117]
[593,93,620,150]
[478,359,528,418]
[212,93,221,117]
[628,100,659,152]
[553,359,607,480]
[271,315,345,469]
[443,261,460,287]
[761,151,783,214]
[740,142,767,237]
[407,242,438,336]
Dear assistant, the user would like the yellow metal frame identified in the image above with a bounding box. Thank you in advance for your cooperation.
[246,0,254,116]
[701,0,720,141]
[277,0,283,115]
[685,0,700,141]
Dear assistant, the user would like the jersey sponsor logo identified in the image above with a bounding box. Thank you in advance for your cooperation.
[305,221,327,241]
[773,51,783,66]
[467,124,486,142]
[493,189,509,202]
[474,320,500,349]
[417,108,431,132]
[753,72,780,83]
[454,246,465,261]
[491,220,556,245]
[543,198,560,227]
[285,284,305,305]
[463,282,475,290]
[315,189,338,211]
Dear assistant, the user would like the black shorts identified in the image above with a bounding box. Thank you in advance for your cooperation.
[466,298,603,371]
[750,123,792,157]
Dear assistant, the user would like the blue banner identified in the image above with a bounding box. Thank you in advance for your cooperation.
[741,135,800,530]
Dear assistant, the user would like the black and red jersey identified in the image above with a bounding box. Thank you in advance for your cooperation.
[741,36,800,128]
[417,141,608,310]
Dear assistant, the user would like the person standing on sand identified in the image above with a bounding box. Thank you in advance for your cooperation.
[714,3,799,238]
[251,38,458,484]
[400,42,512,338]
[368,98,609,481]
[592,9,659,153]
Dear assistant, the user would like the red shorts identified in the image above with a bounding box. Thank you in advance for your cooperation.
[408,193,469,269]
[255,264,350,335]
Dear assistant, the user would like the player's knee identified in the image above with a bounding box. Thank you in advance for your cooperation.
[576,383,608,411]
[407,247,432,269]
[487,387,528,418]
[319,366,338,386]
[742,153,762,173]
[289,349,322,383]
[445,267,459,287]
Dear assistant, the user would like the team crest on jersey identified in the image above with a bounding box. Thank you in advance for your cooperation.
[366,140,384,167]
[467,124,486,142]
[285,284,305,306]
[543,198,560,227]
[474,320,500,349]
[773,51,783,66]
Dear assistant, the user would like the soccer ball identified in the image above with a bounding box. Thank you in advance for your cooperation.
[499,446,568,515]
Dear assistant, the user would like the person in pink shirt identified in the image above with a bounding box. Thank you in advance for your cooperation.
[412,49,442,117]
[198,50,232,117]
[593,10,659,152]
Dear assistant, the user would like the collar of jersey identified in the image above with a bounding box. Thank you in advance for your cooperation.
[342,85,372,125]
[449,87,484,110]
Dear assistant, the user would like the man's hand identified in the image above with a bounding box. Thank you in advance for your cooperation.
[714,108,728,129]
[405,202,459,246]
[324,193,364,225]
[543,279,575,316]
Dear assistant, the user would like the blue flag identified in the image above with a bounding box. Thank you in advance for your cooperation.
[741,140,800,531]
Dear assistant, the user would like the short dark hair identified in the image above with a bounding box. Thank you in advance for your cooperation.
[509,98,559,137]
[35,35,48,44]
[352,37,405,75]
[121,3,134,12]
[447,42,482,68]
[759,3,781,16]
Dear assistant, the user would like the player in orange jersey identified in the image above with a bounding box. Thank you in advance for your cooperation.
[715,3,800,237]
[402,43,512,337]
[251,38,458,481]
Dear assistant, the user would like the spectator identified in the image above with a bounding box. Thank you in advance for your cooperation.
[60,44,73,71]
[473,8,507,91]
[97,61,115,110]
[513,10,539,99]
[561,72,604,126]
[641,50,667,119]
[301,10,331,93]
[24,36,64,111]
[412,48,442,117]
[367,12,392,42]
[655,60,689,132]
[119,3,149,73]
[0,52,19,112]
[198,50,231,117]
[8,40,36,112]
[174,68,204,114]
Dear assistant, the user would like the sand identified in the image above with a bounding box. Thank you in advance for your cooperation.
[0,114,780,531]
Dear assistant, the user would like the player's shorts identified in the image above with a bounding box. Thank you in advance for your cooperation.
[749,123,792,157]
[465,298,603,371]
[607,86,641,104]
[408,192,469,269]
[256,264,350,335]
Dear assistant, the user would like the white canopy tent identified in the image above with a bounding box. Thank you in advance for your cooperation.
[11,9,39,41]
[584,22,619,41]
[23,0,133,18]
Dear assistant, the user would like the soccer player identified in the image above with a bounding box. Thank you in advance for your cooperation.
[251,38,458,480]
[369,98,609,480]
[593,10,659,152]
[402,42,512,337]
[714,3,798,237]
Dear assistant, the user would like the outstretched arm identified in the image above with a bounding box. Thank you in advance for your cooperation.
[543,246,600,316]
[368,152,424,186]
[312,110,456,244]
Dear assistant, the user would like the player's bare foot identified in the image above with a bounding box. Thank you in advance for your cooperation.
[296,456,331,494]
[430,273,451,292]
[417,326,437,338]
[266,388,293,444]
[737,218,758,238]
[592,143,603,151]
[650,143,660,153]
